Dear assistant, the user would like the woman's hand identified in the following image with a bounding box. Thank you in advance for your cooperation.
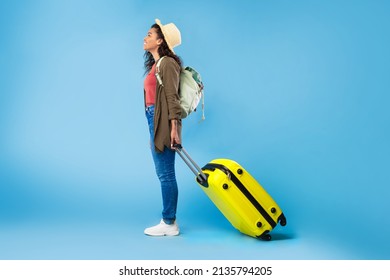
[170,119,181,148]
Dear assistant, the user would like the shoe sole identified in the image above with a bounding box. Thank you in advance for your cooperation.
[144,231,180,236]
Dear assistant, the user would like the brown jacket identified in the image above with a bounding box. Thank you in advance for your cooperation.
[153,56,182,152]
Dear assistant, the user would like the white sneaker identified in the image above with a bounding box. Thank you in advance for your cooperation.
[144,219,180,236]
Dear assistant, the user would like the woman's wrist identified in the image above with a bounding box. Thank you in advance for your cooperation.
[171,119,178,128]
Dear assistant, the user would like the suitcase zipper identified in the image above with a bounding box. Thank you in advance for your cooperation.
[203,163,277,229]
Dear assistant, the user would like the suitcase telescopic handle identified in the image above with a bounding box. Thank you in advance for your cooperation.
[173,144,208,186]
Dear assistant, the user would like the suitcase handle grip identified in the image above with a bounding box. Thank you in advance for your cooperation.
[173,144,208,187]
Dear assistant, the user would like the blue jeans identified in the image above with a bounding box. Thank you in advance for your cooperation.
[145,105,178,225]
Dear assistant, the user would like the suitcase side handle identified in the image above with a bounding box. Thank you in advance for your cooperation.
[173,144,208,187]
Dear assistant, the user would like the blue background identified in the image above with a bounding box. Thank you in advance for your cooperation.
[1,0,389,259]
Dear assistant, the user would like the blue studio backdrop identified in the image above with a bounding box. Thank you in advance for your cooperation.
[1,0,389,259]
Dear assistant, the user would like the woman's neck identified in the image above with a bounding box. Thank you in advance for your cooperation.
[151,50,160,63]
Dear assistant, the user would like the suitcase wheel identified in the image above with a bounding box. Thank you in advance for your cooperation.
[223,183,229,190]
[256,222,263,228]
[260,234,272,241]
[237,168,243,175]
[257,231,272,241]
[271,207,276,213]
[278,214,287,226]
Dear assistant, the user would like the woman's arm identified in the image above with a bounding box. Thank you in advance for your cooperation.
[161,57,182,120]
[170,119,180,147]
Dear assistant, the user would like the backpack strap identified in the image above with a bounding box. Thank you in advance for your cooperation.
[155,56,166,86]
[200,91,205,122]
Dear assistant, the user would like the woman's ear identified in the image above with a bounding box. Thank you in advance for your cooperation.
[157,38,163,46]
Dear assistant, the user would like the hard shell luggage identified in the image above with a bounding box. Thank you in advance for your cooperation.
[175,145,287,240]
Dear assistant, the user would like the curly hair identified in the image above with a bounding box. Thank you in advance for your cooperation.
[144,23,182,75]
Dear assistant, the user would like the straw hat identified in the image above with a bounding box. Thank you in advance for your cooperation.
[155,19,181,53]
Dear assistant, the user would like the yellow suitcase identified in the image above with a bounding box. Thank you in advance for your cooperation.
[175,145,287,240]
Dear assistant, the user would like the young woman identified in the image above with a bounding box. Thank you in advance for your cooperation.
[143,19,182,236]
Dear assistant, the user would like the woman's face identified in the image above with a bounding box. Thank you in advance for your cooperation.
[144,28,162,52]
